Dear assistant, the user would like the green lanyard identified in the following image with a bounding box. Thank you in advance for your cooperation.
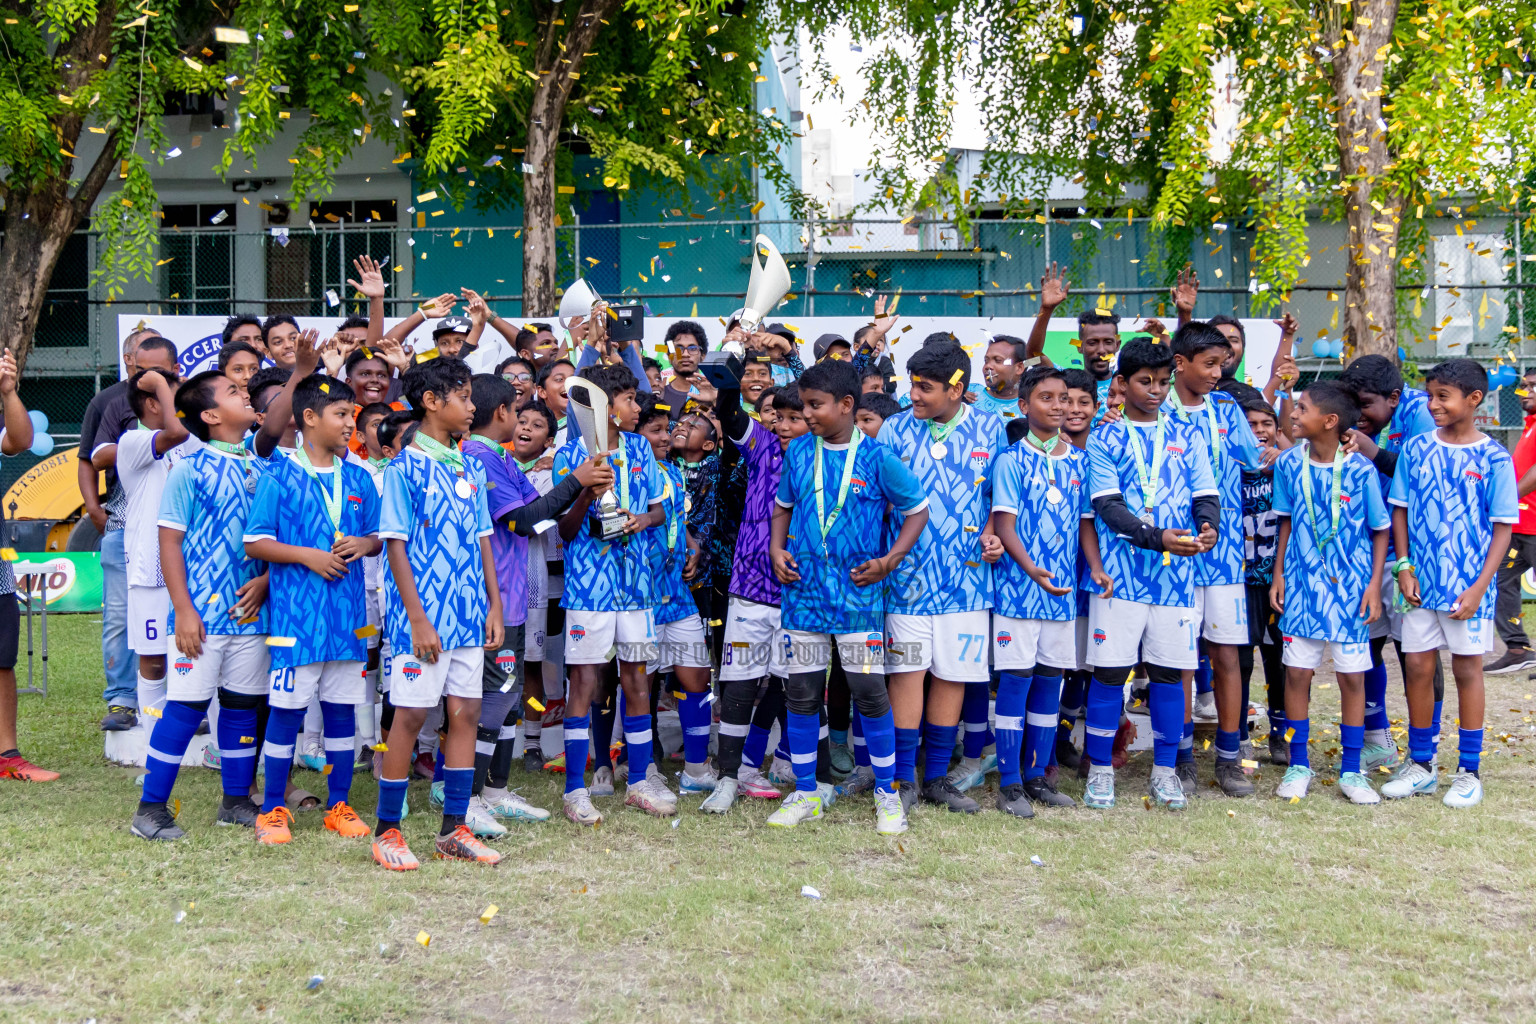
[662,476,680,551]
[469,433,503,452]
[1300,442,1345,550]
[368,456,389,470]
[813,432,862,546]
[209,439,249,457]
[294,445,345,534]
[926,405,969,448]
[413,431,464,472]
[1125,416,1167,514]
[1027,431,1062,494]
[1181,400,1222,473]
[515,456,538,473]
[609,439,632,512]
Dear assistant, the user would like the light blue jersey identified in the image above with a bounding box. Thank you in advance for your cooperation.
[158,447,275,636]
[775,433,928,634]
[1272,446,1388,644]
[379,446,493,653]
[877,406,1002,615]
[1388,432,1519,620]
[1086,416,1218,608]
[245,454,380,668]
[1378,386,1437,560]
[965,382,1021,425]
[1163,390,1266,586]
[649,461,698,625]
[553,431,665,613]
[992,440,1092,622]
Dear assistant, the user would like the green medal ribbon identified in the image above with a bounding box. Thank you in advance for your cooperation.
[368,455,389,470]
[1300,442,1345,551]
[1180,399,1223,473]
[294,445,345,532]
[662,477,680,551]
[925,404,969,449]
[208,439,249,457]
[1125,415,1167,515]
[515,456,538,473]
[413,431,464,472]
[609,439,631,513]
[468,433,504,452]
[813,432,862,547]
[1027,432,1062,493]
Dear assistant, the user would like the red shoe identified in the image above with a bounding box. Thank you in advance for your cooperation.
[1112,716,1137,769]
[541,698,566,728]
[412,751,435,779]
[0,754,59,782]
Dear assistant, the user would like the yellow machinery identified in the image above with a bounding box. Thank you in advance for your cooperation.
[2,446,104,552]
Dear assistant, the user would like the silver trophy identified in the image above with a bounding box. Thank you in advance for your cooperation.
[565,377,628,540]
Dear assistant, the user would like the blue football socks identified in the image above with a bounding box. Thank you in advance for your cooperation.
[563,713,591,793]
[994,672,1028,789]
[140,698,209,807]
[320,700,357,808]
[1024,671,1063,781]
[261,706,305,814]
[1288,717,1311,769]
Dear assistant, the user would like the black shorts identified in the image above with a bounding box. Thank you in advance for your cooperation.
[482,624,526,695]
[0,592,18,670]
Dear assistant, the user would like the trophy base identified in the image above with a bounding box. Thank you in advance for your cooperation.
[590,512,628,540]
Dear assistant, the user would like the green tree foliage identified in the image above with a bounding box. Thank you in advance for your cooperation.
[784,0,1536,358]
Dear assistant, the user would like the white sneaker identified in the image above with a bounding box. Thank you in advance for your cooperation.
[562,788,602,827]
[482,787,551,822]
[766,789,823,828]
[873,788,908,835]
[1442,769,1483,808]
[815,780,838,810]
[678,763,720,793]
[768,755,796,786]
[1338,771,1381,805]
[1192,690,1218,723]
[625,778,677,817]
[1381,760,1438,799]
[465,795,509,837]
[645,768,677,807]
[1276,765,1315,800]
[737,767,782,799]
[589,766,615,797]
[700,776,738,814]
[1148,765,1187,809]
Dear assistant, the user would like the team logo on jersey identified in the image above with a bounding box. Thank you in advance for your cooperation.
[851,477,868,496]
[996,631,1012,648]
[401,661,423,679]
[569,625,587,642]
[969,448,989,470]
[1465,469,1484,481]
[174,658,194,676]
[865,633,884,651]
[1165,445,1184,455]
[1092,628,1107,646]
[348,493,363,510]
[495,649,516,668]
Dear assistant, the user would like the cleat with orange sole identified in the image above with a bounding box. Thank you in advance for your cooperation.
[543,750,566,773]
[324,801,370,838]
[254,806,294,845]
[434,824,501,864]
[372,828,419,870]
[0,754,59,782]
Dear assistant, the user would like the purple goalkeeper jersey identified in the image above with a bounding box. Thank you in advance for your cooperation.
[730,419,785,606]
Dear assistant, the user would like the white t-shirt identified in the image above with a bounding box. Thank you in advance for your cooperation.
[115,428,202,589]
[525,464,563,598]
[347,450,386,592]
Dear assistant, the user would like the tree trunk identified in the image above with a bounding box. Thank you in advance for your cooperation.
[520,0,621,317]
[1329,0,1403,361]
[0,4,119,371]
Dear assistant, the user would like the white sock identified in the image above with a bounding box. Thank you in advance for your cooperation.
[1364,728,1390,748]
[137,673,167,719]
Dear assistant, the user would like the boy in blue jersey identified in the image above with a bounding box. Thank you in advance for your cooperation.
[991,366,1114,815]
[463,374,601,829]
[966,334,1029,423]
[877,342,1004,815]
[374,357,505,870]
[243,374,381,844]
[1083,338,1219,811]
[1387,359,1518,808]
[634,396,718,794]
[130,371,273,842]
[1268,382,1389,803]
[1166,321,1270,797]
[1341,354,1441,772]
[770,358,929,834]
[553,364,668,825]
[1052,368,1102,772]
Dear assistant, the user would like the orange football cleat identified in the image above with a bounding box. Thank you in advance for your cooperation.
[254,805,294,845]
[323,801,370,838]
[433,824,501,864]
[371,827,419,871]
[0,754,59,782]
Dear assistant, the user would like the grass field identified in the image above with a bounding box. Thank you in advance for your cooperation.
[5,615,1536,1024]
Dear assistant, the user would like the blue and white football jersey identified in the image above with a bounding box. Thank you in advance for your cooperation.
[877,407,1002,615]
[245,455,380,668]
[992,440,1092,622]
[553,431,664,613]
[648,461,698,625]
[965,383,1021,425]
[1086,416,1218,608]
[1163,390,1265,586]
[379,446,494,653]
[1377,386,1437,560]
[775,434,928,634]
[158,447,274,636]
[1388,432,1519,620]
[1272,446,1389,644]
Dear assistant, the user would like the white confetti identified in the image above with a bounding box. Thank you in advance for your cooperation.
[325,289,340,307]
[1030,855,1044,867]
[800,885,822,899]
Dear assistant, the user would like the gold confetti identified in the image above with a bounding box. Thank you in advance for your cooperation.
[416,931,431,947]
[948,369,963,385]
[528,697,545,713]
[1227,809,1236,817]
[1240,758,1258,769]
[238,615,260,625]
[374,742,388,752]
[479,904,500,924]
[354,624,379,638]
[322,764,333,774]
[1289,795,1300,804]
[266,636,297,647]
[320,382,330,393]
[172,798,181,818]
[0,548,15,561]
[240,735,255,743]
[1284,728,1295,742]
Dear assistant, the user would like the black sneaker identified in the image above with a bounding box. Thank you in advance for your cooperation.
[215,797,259,828]
[921,776,980,813]
[898,781,919,815]
[1214,760,1255,797]
[1485,646,1536,675]
[1176,761,1198,798]
[1268,734,1290,767]
[131,805,186,842]
[100,706,138,731]
[1055,736,1081,771]
[996,783,1035,818]
[1023,776,1077,808]
[522,746,544,773]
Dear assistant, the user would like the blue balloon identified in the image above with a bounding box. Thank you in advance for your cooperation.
[1397,346,1408,361]
[1311,339,1331,358]
[28,433,53,458]
[1489,366,1518,390]
[27,409,47,434]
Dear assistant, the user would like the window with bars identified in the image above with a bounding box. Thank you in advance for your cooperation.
[159,203,236,315]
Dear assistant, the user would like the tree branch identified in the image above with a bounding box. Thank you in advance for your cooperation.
[72,128,122,218]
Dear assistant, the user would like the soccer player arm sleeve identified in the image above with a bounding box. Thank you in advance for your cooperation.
[1189,433,1221,533]
[1369,448,1398,480]
[718,385,751,447]
[504,475,584,537]
[1087,433,1165,551]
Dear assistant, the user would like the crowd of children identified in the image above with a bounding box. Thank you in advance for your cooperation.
[12,257,1513,867]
